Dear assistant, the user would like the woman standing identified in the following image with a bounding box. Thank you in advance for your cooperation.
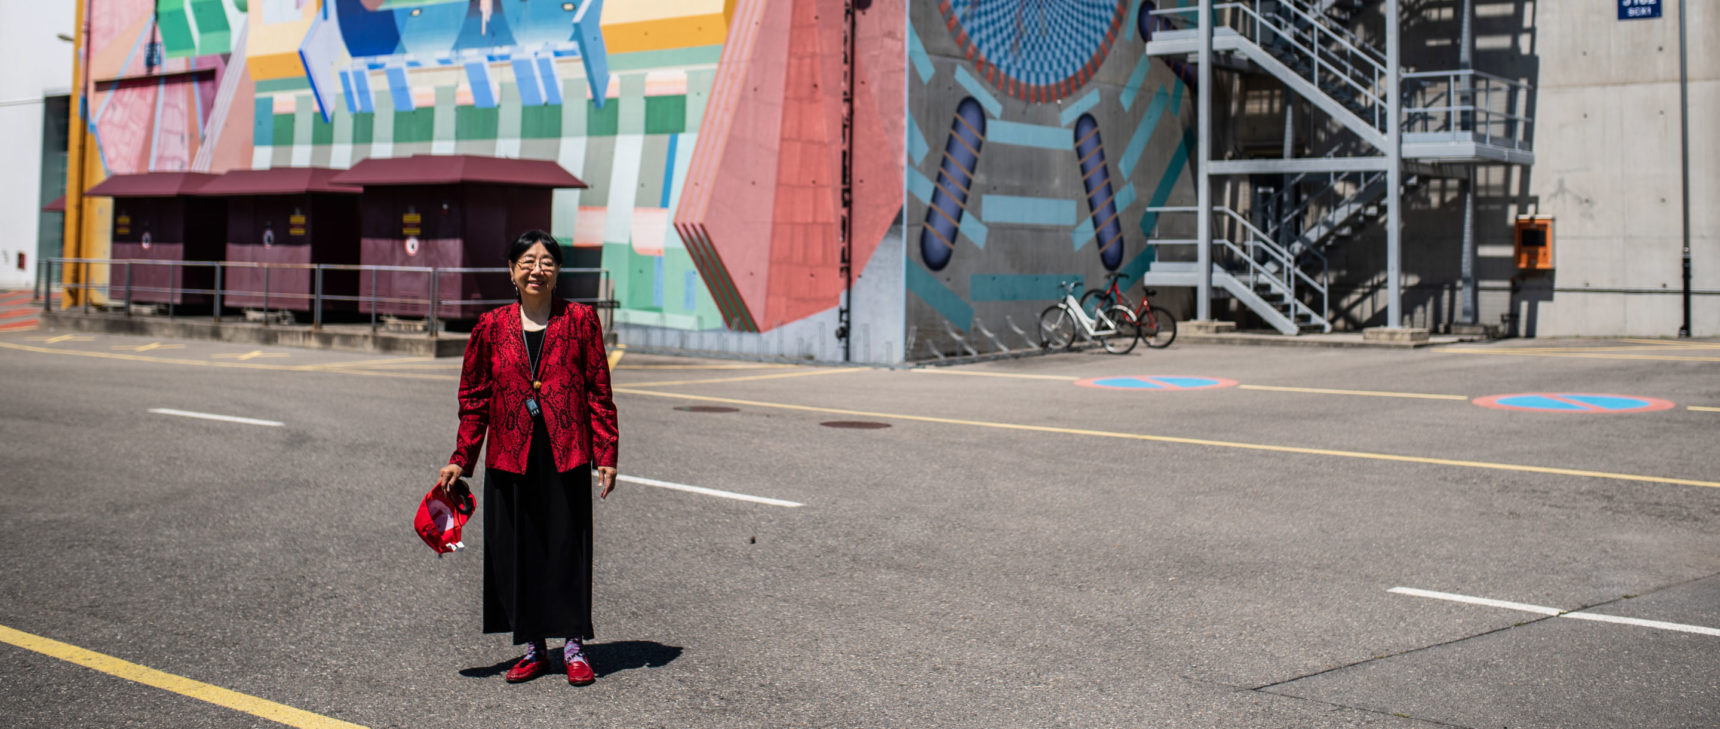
[435,229,619,686]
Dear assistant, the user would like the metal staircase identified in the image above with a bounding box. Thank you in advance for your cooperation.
[1138,0,1532,332]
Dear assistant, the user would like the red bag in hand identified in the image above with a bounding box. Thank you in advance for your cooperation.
[415,478,474,556]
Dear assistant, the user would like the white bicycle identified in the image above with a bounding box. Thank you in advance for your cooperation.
[1039,280,1140,354]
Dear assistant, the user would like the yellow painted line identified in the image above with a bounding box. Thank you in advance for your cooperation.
[212,350,288,361]
[615,363,797,371]
[0,623,367,729]
[1617,338,1720,349]
[607,344,626,370]
[611,388,1720,490]
[1690,406,1720,413]
[32,334,93,344]
[298,356,428,370]
[1447,349,1720,363]
[1238,384,1469,401]
[622,368,863,388]
[112,342,183,352]
[911,369,1079,381]
[0,340,456,382]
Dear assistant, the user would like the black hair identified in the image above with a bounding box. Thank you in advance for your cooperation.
[507,229,564,266]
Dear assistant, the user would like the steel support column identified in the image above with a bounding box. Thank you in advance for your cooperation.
[1459,0,1477,326]
[1196,0,1213,320]
[1385,0,1403,328]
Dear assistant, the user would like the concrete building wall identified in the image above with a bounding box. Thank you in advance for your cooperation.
[0,3,75,290]
[1307,1,1716,337]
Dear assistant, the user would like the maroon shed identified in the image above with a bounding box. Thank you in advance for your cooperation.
[84,172,224,305]
[329,155,586,320]
[195,168,362,315]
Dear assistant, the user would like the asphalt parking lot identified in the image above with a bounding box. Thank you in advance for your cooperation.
[1,329,1716,728]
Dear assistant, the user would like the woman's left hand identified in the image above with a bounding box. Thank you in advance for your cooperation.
[596,467,618,499]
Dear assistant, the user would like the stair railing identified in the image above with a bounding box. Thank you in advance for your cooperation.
[1152,2,1389,133]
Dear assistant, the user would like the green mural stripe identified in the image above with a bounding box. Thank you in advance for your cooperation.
[971,274,1081,302]
[1058,89,1101,127]
[1124,134,1192,283]
[980,195,1077,226]
[455,105,500,140]
[1072,216,1095,251]
[587,98,620,136]
[907,114,929,165]
[644,95,687,135]
[351,113,374,145]
[608,46,724,72]
[907,19,935,83]
[959,214,988,250]
[155,1,197,59]
[906,167,935,205]
[311,113,335,145]
[906,260,973,331]
[678,224,757,332]
[1118,85,1168,177]
[271,113,294,147]
[256,78,312,94]
[986,120,1069,150]
[1120,55,1154,111]
[953,66,1002,118]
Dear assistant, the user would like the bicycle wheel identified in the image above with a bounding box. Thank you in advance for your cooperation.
[1100,305,1140,354]
[1038,305,1076,350]
[1078,289,1114,320]
[1141,305,1177,348]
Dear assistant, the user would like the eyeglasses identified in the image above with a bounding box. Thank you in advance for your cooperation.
[516,259,559,272]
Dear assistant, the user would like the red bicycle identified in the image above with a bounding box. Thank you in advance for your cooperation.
[1081,272,1177,348]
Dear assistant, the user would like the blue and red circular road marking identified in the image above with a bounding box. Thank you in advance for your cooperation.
[1471,392,1676,413]
[1074,375,1239,391]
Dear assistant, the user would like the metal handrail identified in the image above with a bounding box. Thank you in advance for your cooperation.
[1153,2,1389,131]
[1145,206,1330,330]
[1402,69,1535,152]
[41,258,615,339]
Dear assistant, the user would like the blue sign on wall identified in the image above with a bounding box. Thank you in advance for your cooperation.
[1619,0,1662,20]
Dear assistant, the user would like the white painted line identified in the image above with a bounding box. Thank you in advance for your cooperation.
[616,474,802,508]
[1390,587,1720,637]
[148,408,284,428]
[1561,612,1720,637]
[1388,587,1562,616]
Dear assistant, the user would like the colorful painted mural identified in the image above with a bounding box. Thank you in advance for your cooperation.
[904,0,1196,359]
[70,0,906,362]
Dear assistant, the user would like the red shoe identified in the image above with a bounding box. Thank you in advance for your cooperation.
[505,655,547,683]
[566,655,595,686]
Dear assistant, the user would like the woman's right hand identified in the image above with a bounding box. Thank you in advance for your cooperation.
[436,464,464,496]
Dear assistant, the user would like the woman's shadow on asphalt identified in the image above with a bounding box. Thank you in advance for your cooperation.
[460,641,683,679]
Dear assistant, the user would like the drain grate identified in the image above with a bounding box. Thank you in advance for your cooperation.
[819,420,891,430]
[675,406,739,413]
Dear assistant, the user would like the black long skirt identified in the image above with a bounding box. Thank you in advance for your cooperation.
[482,415,594,644]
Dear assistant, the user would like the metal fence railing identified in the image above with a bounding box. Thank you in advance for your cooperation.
[40,258,615,338]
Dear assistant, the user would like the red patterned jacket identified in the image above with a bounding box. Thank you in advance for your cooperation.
[448,299,618,476]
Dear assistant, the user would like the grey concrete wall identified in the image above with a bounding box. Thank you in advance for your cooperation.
[903,1,1198,359]
[1289,1,1717,336]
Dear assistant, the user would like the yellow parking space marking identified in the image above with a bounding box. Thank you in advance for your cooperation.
[0,623,367,729]
[1617,339,1720,349]
[607,343,626,370]
[1447,349,1720,363]
[615,363,798,371]
[911,369,1079,381]
[111,342,183,352]
[621,368,863,388]
[1690,406,1720,413]
[28,334,93,344]
[611,387,1720,490]
[211,350,287,361]
[0,340,455,382]
[298,357,434,371]
[1238,384,1469,401]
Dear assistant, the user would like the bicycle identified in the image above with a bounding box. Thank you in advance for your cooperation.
[1040,280,1140,354]
[1080,272,1177,348]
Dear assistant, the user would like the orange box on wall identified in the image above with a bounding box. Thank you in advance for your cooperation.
[1514,216,1554,270]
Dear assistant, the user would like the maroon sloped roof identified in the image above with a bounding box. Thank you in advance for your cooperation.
[330,154,587,188]
[195,167,361,196]
[84,172,220,198]
[42,195,66,212]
